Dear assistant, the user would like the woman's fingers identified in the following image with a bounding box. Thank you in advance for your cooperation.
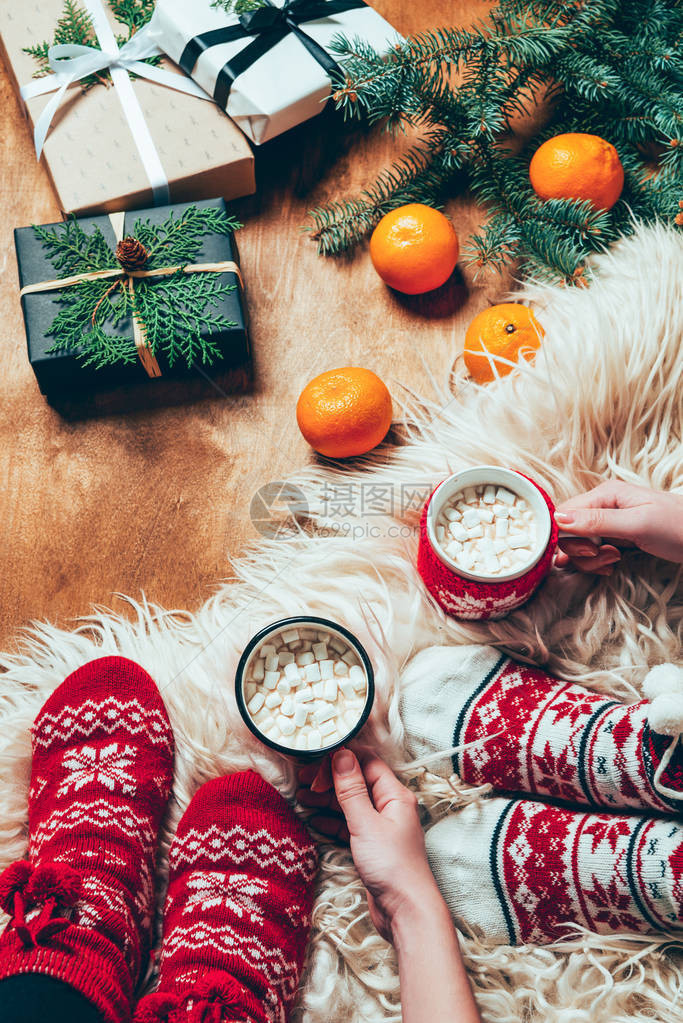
[309,813,350,844]
[557,537,602,559]
[331,749,377,833]
[359,753,415,814]
[310,756,334,793]
[296,787,342,813]
[555,506,642,543]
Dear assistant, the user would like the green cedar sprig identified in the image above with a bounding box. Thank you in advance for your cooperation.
[24,0,158,90]
[35,205,243,370]
[210,0,267,13]
[308,0,683,283]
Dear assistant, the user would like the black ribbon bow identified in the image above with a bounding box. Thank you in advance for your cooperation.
[179,0,367,112]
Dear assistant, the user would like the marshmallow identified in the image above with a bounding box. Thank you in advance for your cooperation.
[496,487,516,505]
[244,628,369,753]
[294,704,310,727]
[304,663,321,682]
[435,481,539,578]
[449,522,468,542]
[247,692,265,715]
[264,671,279,690]
[323,678,338,701]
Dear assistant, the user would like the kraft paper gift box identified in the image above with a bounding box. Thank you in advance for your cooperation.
[150,0,403,145]
[15,198,251,399]
[0,1,255,216]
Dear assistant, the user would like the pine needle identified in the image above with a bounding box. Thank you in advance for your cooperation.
[307,0,683,283]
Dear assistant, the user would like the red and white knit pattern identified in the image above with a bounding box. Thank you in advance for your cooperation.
[416,475,559,621]
[135,771,317,1023]
[453,657,683,813]
[0,656,175,1023]
[426,795,683,945]
[401,644,683,814]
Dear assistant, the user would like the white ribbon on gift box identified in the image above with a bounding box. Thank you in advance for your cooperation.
[20,0,211,205]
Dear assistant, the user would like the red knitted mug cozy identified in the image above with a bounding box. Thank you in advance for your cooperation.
[417,472,559,620]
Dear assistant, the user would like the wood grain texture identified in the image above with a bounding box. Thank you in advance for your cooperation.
[0,0,511,648]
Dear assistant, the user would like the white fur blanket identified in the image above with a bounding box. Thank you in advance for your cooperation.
[1,222,682,1022]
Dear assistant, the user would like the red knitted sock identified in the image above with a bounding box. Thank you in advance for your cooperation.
[135,771,318,1023]
[401,645,683,813]
[426,795,683,945]
[0,656,175,1023]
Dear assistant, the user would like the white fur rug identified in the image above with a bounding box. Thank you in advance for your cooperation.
[1,222,682,1022]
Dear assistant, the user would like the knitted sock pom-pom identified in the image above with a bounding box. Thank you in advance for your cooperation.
[647,693,683,737]
[643,663,683,700]
[133,992,181,1023]
[0,862,32,914]
[25,862,82,906]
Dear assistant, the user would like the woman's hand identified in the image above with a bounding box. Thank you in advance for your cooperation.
[298,750,443,942]
[299,751,483,1023]
[555,481,683,575]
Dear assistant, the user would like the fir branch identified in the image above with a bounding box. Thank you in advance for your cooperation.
[310,0,683,282]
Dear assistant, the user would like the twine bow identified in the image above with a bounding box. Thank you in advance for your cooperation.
[19,211,243,379]
[0,861,82,949]
[20,0,210,205]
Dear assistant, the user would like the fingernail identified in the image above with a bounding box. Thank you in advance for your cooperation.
[333,748,355,775]
[555,512,574,524]
[576,545,598,557]
[602,552,621,564]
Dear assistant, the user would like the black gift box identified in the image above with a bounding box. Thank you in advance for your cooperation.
[15,197,250,399]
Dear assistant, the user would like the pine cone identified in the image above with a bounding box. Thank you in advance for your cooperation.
[116,236,149,272]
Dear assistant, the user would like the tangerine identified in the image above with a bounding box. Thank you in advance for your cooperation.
[464,304,544,384]
[529,132,624,210]
[370,204,459,294]
[296,367,393,458]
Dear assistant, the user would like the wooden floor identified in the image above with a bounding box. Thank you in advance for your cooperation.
[0,0,508,650]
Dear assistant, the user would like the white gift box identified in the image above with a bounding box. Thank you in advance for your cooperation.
[150,0,402,145]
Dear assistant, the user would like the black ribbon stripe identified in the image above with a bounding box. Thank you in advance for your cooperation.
[179,0,368,111]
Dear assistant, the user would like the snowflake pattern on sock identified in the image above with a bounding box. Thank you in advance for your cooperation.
[58,742,137,797]
[136,771,317,1023]
[0,656,175,1023]
[452,656,682,813]
[492,798,683,943]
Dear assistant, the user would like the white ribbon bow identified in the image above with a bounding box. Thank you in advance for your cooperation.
[20,0,211,205]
